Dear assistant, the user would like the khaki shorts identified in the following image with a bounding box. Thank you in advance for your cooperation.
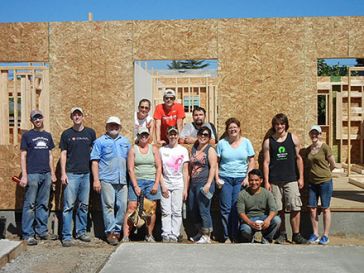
[271,181,302,212]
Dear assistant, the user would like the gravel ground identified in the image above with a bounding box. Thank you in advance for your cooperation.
[1,235,364,273]
[0,238,115,273]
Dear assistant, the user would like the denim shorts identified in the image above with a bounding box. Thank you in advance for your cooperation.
[307,179,333,209]
[128,178,161,201]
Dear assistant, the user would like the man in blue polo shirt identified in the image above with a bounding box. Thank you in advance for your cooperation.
[19,110,57,246]
[60,107,96,247]
[91,116,130,245]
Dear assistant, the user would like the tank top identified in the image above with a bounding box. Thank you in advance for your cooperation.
[190,144,211,184]
[134,144,156,180]
[269,132,297,183]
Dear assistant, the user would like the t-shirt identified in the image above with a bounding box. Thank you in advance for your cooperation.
[237,188,277,219]
[59,127,96,173]
[190,144,212,185]
[305,143,332,184]
[153,103,185,142]
[134,112,153,138]
[180,122,216,140]
[216,137,255,178]
[159,144,189,190]
[20,129,55,174]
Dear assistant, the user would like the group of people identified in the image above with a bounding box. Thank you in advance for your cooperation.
[19,89,336,247]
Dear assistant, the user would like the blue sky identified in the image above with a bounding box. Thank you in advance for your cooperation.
[0,0,362,68]
[0,0,363,23]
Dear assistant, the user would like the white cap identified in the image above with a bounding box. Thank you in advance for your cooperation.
[137,127,149,135]
[70,107,84,115]
[164,89,176,97]
[310,125,322,133]
[106,116,121,125]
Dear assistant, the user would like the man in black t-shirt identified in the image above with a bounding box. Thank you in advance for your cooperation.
[60,107,96,247]
[20,110,57,246]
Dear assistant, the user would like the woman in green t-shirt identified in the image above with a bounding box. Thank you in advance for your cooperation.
[305,125,336,245]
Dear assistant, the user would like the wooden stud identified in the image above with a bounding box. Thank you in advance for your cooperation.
[40,69,50,131]
[13,69,18,145]
[348,69,352,176]
[0,71,9,144]
[20,76,27,130]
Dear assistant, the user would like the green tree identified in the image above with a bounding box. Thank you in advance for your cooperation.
[168,60,209,69]
[317,59,349,76]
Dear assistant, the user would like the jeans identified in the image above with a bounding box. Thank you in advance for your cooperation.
[101,181,127,235]
[62,173,90,241]
[22,172,52,239]
[307,179,333,209]
[161,188,183,239]
[188,182,215,233]
[240,215,281,242]
[219,176,245,241]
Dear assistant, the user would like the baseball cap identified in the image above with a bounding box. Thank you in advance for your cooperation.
[310,125,322,133]
[30,109,43,119]
[167,126,178,134]
[164,89,176,97]
[70,107,84,115]
[106,116,121,125]
[137,127,150,135]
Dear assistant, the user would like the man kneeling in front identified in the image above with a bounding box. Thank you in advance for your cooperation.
[237,169,281,244]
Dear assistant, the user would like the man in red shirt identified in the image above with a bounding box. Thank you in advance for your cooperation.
[154,89,185,145]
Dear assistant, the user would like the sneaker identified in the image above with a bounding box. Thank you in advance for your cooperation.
[169,236,178,243]
[292,233,308,244]
[261,237,270,244]
[62,240,73,247]
[145,235,156,243]
[189,233,202,242]
[25,238,38,246]
[319,235,330,245]
[78,234,91,242]
[275,233,288,244]
[196,235,211,244]
[106,233,119,246]
[162,236,170,243]
[121,236,130,243]
[308,234,320,244]
[177,234,183,243]
[37,233,58,240]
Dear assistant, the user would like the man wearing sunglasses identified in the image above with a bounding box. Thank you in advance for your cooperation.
[20,110,57,246]
[153,89,185,145]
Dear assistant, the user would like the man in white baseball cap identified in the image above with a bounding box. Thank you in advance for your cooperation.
[91,116,130,245]
[153,89,185,145]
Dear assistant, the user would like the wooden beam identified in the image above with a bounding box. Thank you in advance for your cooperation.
[20,76,27,130]
[0,71,9,144]
[13,70,18,145]
[39,69,50,131]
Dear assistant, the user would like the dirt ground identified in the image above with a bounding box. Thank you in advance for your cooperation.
[1,235,364,273]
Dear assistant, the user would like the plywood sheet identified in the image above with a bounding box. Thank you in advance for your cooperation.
[133,19,218,60]
[0,23,48,62]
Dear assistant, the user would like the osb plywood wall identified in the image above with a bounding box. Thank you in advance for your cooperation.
[0,17,364,209]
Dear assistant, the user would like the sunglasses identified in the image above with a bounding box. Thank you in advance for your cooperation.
[139,106,149,110]
[164,97,175,101]
[198,133,210,137]
[32,115,43,121]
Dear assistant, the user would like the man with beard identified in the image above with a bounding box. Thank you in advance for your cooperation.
[91,116,131,245]
[179,106,217,144]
